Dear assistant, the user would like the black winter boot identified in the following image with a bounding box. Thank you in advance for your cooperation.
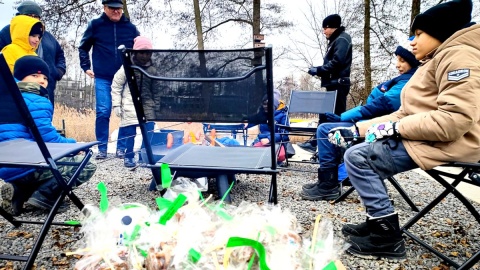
[342,218,369,237]
[300,168,339,201]
[347,213,406,259]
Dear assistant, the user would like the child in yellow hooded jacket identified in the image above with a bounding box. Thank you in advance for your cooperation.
[1,15,44,73]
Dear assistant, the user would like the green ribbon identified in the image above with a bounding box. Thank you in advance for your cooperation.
[159,194,187,225]
[188,248,202,263]
[97,182,109,213]
[226,237,270,270]
[64,220,81,226]
[160,163,172,189]
[155,197,173,210]
[322,261,337,270]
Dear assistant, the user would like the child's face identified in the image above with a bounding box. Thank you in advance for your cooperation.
[22,74,48,88]
[411,30,442,60]
[133,51,152,66]
[29,34,41,48]
[395,56,412,75]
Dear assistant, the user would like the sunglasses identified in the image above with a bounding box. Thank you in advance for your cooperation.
[106,6,123,11]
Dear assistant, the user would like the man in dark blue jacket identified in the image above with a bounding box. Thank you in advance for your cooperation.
[78,0,139,159]
[0,1,66,105]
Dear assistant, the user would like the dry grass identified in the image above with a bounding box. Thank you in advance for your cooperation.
[52,104,120,142]
[52,104,317,143]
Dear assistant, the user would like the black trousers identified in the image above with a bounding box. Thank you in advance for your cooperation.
[327,84,350,115]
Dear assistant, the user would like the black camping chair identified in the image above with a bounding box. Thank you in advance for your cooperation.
[122,46,280,204]
[278,90,337,166]
[0,53,98,269]
[402,163,480,269]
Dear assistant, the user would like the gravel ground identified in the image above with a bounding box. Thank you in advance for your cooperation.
[1,154,480,270]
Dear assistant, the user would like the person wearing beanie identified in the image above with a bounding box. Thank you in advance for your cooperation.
[300,37,419,202]
[326,0,480,260]
[1,15,43,73]
[111,36,155,167]
[0,55,97,216]
[79,1,139,160]
[306,13,352,115]
[299,14,352,153]
[0,1,66,106]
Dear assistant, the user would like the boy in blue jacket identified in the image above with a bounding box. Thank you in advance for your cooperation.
[0,56,96,215]
[300,41,419,201]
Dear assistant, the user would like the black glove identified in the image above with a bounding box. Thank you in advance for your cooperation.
[308,67,318,76]
[324,112,341,122]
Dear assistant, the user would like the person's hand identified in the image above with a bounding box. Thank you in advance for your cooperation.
[260,138,270,145]
[243,123,248,129]
[365,121,400,143]
[307,67,318,76]
[113,107,122,118]
[324,112,341,122]
[328,125,359,149]
[85,69,95,78]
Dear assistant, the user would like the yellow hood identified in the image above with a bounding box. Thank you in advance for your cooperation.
[1,15,43,73]
[10,15,43,52]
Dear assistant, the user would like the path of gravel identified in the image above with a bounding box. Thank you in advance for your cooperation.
[1,155,479,269]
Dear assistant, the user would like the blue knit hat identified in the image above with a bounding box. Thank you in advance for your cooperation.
[14,55,50,81]
[394,37,420,68]
[16,1,42,17]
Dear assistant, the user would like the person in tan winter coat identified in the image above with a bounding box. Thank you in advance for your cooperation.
[326,0,480,261]
[111,36,158,167]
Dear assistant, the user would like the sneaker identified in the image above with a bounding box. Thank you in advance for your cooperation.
[124,158,136,168]
[297,142,316,153]
[1,182,24,216]
[26,195,70,213]
[116,150,125,159]
[96,151,107,160]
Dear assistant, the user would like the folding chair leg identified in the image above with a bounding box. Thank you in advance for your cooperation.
[459,250,480,270]
[0,207,21,227]
[387,176,419,212]
[333,186,355,204]
[268,173,278,204]
[402,169,480,269]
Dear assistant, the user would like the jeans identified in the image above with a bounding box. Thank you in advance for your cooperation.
[316,122,353,169]
[95,78,113,152]
[344,139,418,217]
[117,125,137,159]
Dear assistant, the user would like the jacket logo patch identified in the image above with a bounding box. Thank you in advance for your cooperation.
[448,69,470,81]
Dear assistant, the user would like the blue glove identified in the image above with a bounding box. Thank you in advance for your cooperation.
[365,121,400,143]
[324,112,341,122]
[308,67,318,76]
[328,125,359,149]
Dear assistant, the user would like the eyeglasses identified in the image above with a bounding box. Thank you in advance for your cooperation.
[106,6,123,11]
[26,14,41,19]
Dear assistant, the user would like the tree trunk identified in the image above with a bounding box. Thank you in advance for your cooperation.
[363,0,372,103]
[253,0,261,46]
[193,0,204,50]
[122,0,130,19]
[410,0,421,36]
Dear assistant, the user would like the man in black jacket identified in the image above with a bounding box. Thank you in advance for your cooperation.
[0,1,66,106]
[299,14,352,152]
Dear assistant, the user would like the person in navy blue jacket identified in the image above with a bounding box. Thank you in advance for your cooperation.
[0,1,66,106]
[0,56,96,216]
[78,0,139,160]
[299,40,420,201]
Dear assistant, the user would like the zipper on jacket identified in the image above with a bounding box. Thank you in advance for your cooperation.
[114,23,118,65]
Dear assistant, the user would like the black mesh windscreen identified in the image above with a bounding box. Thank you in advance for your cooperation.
[126,48,268,122]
